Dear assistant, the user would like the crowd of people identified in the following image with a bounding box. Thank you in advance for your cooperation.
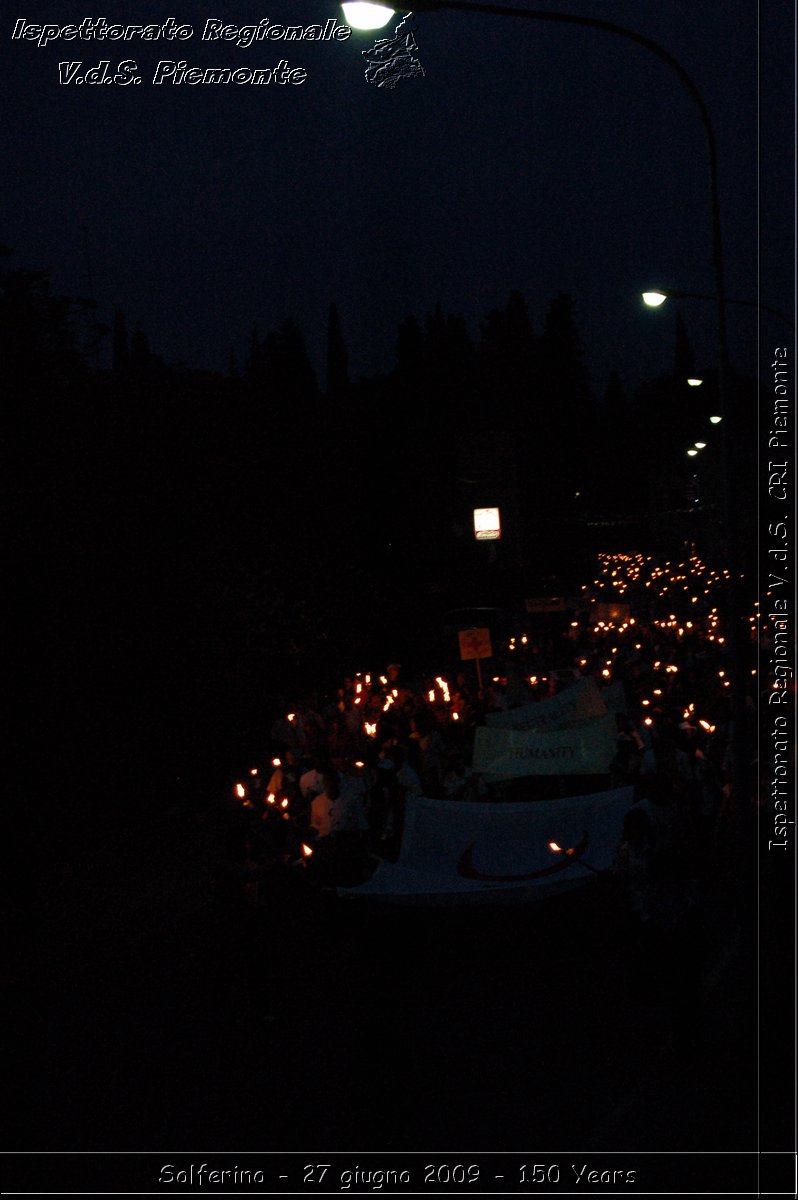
[211,551,761,1040]
[228,561,756,897]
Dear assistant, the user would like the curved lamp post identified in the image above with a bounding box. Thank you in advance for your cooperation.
[344,0,751,816]
[642,287,795,331]
[343,2,732,479]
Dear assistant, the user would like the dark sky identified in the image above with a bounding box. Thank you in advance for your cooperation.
[3,1,792,393]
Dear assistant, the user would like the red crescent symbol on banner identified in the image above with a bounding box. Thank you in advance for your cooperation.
[457,831,591,882]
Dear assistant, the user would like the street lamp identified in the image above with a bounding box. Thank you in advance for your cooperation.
[641,286,795,330]
[641,294,706,384]
[342,2,396,28]
[343,3,734,435]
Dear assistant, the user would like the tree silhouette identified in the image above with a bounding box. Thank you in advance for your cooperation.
[248,317,317,400]
[478,289,536,429]
[112,308,129,374]
[0,257,104,393]
[326,302,349,402]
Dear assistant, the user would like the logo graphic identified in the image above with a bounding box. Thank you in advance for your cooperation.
[362,13,425,89]
[457,831,591,882]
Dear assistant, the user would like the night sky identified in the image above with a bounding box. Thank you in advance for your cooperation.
[3,0,792,394]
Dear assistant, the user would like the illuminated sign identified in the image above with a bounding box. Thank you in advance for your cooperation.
[473,507,501,540]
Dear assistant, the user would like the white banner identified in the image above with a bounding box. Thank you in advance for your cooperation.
[473,713,617,777]
[486,676,608,732]
[341,786,634,903]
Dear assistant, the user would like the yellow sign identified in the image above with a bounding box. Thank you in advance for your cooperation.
[458,627,493,661]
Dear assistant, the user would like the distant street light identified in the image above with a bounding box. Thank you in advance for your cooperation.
[687,378,703,387]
